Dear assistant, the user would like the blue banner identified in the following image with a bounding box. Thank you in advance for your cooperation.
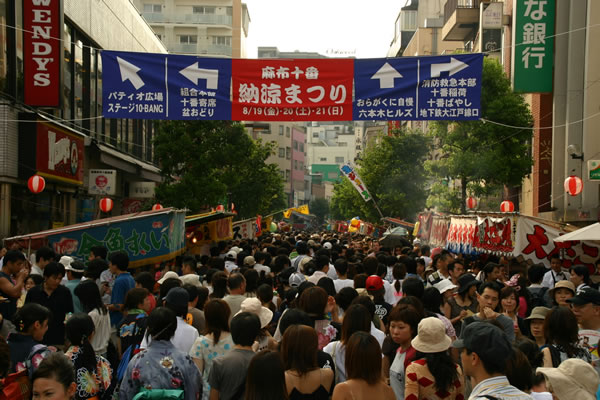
[102,51,231,120]
[353,53,483,121]
[48,210,186,268]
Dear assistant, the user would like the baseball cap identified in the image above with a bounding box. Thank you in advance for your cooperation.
[289,272,306,288]
[323,242,332,250]
[244,256,256,266]
[366,275,384,291]
[452,322,512,362]
[225,250,237,260]
[165,287,189,308]
[158,270,180,285]
[567,287,600,306]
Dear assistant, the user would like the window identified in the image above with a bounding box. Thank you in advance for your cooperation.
[294,160,298,170]
[293,140,298,150]
[279,148,285,158]
[178,35,197,44]
[286,170,291,180]
[286,127,291,137]
[212,36,231,46]
[143,4,161,13]
[299,161,303,170]
[312,132,319,138]
[286,147,291,160]
[279,126,284,135]
[193,6,216,14]
[226,7,233,16]
[279,170,285,178]
[299,143,304,152]
[335,157,344,163]
[319,157,327,162]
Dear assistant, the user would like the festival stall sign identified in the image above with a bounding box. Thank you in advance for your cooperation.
[417,212,434,243]
[515,217,599,272]
[446,217,477,255]
[185,211,234,245]
[232,218,256,240]
[472,215,516,255]
[3,208,186,268]
[429,217,450,248]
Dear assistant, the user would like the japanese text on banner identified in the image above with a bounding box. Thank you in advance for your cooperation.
[340,163,372,202]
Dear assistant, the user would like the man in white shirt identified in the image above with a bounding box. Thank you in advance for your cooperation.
[253,252,271,276]
[224,250,238,274]
[30,246,55,277]
[307,255,330,284]
[542,254,571,288]
[223,273,247,318]
[333,259,353,293]
[141,287,198,354]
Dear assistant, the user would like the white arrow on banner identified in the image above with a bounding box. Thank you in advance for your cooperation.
[370,62,403,89]
[430,57,469,78]
[180,63,219,89]
[117,56,145,90]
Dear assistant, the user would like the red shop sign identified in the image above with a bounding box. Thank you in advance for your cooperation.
[23,0,62,107]
[232,59,354,121]
[36,122,84,184]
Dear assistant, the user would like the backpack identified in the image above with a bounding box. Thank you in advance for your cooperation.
[528,287,549,308]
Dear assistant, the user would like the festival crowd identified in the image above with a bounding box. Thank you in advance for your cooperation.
[0,232,599,400]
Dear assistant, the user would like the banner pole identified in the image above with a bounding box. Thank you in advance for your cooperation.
[370,197,385,220]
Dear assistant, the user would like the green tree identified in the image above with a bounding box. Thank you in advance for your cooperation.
[426,58,534,214]
[309,198,330,224]
[330,131,430,222]
[153,120,286,219]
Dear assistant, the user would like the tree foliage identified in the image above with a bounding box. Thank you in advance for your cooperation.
[426,58,534,213]
[330,131,430,223]
[309,198,330,224]
[153,120,286,219]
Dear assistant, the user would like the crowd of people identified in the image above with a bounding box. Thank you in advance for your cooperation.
[0,232,599,400]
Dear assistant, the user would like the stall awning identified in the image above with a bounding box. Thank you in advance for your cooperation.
[185,211,235,229]
[382,217,415,228]
[96,143,162,182]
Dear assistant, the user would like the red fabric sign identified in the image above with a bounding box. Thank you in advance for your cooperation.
[24,0,61,107]
[36,122,85,184]
[472,216,515,255]
[231,59,354,121]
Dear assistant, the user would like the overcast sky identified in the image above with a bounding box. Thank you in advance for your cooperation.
[243,0,403,59]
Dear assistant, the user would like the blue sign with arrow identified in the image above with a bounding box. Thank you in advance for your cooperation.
[353,53,483,121]
[101,50,231,120]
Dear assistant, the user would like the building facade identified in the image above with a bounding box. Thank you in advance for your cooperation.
[0,0,167,237]
[132,0,250,58]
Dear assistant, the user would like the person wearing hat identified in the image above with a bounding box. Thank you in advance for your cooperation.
[537,358,599,400]
[525,306,551,348]
[224,250,238,274]
[453,322,532,400]
[140,287,199,354]
[548,280,575,307]
[157,270,180,285]
[567,287,600,375]
[447,275,479,334]
[366,275,392,326]
[64,259,85,314]
[405,317,464,400]
[235,297,276,352]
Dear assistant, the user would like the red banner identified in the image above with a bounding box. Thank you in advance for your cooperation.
[24,0,61,107]
[36,122,85,184]
[473,216,515,255]
[231,59,354,121]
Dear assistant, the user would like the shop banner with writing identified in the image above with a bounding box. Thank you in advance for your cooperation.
[514,217,599,271]
[472,216,516,255]
[232,219,255,240]
[340,163,372,202]
[446,217,477,255]
[429,217,450,248]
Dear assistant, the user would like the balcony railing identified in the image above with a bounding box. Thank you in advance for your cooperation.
[443,0,481,25]
[169,44,232,57]
[142,12,232,26]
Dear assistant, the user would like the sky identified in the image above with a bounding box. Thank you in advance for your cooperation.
[243,0,403,59]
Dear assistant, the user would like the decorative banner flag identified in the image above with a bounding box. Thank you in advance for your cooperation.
[515,217,599,271]
[340,163,372,202]
[232,58,354,121]
[254,215,262,237]
[429,217,450,248]
[233,218,255,240]
[472,216,516,255]
[446,217,477,255]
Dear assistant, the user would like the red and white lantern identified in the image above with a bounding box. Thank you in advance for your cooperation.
[500,200,515,213]
[99,197,113,213]
[564,175,583,196]
[27,175,46,194]
[152,203,163,211]
[215,204,225,212]
[466,196,477,210]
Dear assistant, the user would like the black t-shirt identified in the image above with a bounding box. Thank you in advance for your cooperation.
[374,301,393,326]
[25,284,73,346]
[117,311,148,358]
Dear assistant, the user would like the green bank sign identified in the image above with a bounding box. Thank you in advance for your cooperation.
[589,160,600,180]
[512,0,555,93]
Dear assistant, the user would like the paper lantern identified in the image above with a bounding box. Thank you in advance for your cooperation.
[152,203,163,211]
[27,175,45,194]
[216,204,225,212]
[564,175,583,196]
[466,196,477,210]
[99,197,113,213]
[500,200,514,212]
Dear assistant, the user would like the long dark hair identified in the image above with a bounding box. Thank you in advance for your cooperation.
[245,350,288,400]
[415,351,459,393]
[75,280,107,315]
[210,271,229,299]
[544,306,582,357]
[65,313,97,372]
[204,299,231,343]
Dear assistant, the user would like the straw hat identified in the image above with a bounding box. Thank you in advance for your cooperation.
[235,297,273,329]
[526,306,551,320]
[411,317,452,353]
[548,280,576,298]
[537,358,599,400]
